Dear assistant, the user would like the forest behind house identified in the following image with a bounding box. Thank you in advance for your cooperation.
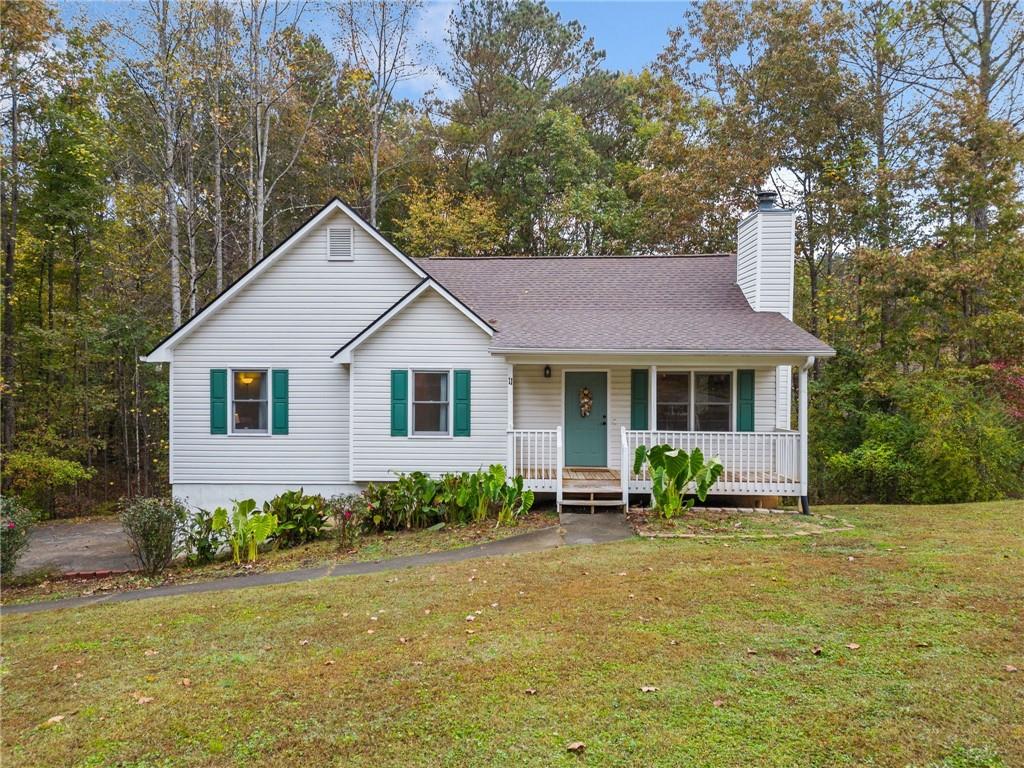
[2,0,1022,516]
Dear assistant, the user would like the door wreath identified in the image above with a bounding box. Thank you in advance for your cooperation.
[578,387,593,418]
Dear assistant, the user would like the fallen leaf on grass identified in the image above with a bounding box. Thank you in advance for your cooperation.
[299,639,310,646]
[524,688,538,695]
[398,637,408,644]
[134,695,154,705]
[914,641,931,648]
[1005,665,1019,673]
[143,649,159,657]
[465,615,476,622]
[811,646,823,656]
[324,660,335,666]
[746,648,757,656]
[640,685,659,693]
[846,643,861,650]
[39,715,65,728]
[465,629,475,635]
[179,678,191,688]
[566,741,585,754]
[712,699,725,708]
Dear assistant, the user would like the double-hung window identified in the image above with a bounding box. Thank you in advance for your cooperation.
[655,371,733,431]
[232,369,268,433]
[656,372,690,431]
[412,371,449,435]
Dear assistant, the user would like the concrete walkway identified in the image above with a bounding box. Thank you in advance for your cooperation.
[2,512,633,616]
[14,517,136,577]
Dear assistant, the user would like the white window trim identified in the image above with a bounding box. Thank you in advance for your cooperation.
[409,368,454,439]
[327,225,355,261]
[654,368,737,432]
[228,367,271,437]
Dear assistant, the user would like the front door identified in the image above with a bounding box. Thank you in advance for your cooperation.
[564,371,608,467]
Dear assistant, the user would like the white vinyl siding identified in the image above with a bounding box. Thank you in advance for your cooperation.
[351,289,506,479]
[736,214,760,310]
[169,208,421,485]
[736,209,794,319]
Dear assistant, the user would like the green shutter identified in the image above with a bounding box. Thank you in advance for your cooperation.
[272,369,289,435]
[737,369,755,432]
[390,369,408,436]
[210,369,227,434]
[453,370,471,436]
[630,369,649,430]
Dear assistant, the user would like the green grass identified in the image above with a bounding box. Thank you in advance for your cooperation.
[2,501,1022,767]
[629,506,851,536]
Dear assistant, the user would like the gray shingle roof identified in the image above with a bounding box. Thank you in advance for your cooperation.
[419,255,834,355]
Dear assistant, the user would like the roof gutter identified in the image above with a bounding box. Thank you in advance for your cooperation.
[488,347,836,358]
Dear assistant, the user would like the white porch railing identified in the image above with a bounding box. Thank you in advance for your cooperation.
[621,428,802,496]
[508,428,562,497]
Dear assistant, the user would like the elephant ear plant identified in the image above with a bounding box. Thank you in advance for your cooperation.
[212,499,278,564]
[633,444,724,519]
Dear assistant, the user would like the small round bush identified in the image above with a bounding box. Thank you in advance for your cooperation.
[119,497,188,576]
[1,496,40,577]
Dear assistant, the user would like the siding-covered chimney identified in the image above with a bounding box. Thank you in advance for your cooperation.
[737,190,796,429]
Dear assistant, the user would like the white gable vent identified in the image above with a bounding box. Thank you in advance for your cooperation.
[327,226,354,261]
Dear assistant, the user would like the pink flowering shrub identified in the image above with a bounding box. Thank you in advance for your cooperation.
[1,497,39,577]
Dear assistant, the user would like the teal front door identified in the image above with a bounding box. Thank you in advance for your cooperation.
[564,371,608,467]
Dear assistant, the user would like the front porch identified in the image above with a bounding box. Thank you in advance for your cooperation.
[503,358,813,509]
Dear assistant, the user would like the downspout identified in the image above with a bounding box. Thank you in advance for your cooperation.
[799,356,815,515]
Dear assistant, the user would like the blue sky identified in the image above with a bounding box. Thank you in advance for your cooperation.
[60,1,688,100]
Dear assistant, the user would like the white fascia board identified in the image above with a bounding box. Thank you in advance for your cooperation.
[143,198,428,362]
[333,280,494,364]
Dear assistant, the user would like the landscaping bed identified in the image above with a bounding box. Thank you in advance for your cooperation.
[1,510,557,606]
[626,506,852,538]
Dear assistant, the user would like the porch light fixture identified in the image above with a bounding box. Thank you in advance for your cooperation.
[543,365,551,378]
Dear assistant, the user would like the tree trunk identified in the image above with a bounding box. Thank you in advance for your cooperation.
[1,87,18,457]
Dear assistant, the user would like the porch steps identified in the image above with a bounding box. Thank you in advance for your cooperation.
[560,490,625,514]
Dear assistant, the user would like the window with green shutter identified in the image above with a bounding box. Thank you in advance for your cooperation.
[453,370,471,436]
[271,369,289,434]
[630,369,649,430]
[390,369,409,436]
[210,369,227,434]
[737,369,755,432]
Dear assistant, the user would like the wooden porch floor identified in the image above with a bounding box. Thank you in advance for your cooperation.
[563,466,622,494]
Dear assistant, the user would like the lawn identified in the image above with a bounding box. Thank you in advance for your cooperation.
[2,501,1022,767]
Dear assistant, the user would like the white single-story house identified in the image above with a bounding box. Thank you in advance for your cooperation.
[143,191,834,512]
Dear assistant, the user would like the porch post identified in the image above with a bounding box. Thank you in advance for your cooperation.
[649,365,657,431]
[798,356,814,514]
[506,363,514,473]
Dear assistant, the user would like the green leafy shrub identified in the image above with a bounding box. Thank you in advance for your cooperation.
[362,466,535,531]
[1,496,40,577]
[819,373,1024,504]
[183,508,227,566]
[633,444,724,519]
[119,497,187,576]
[263,489,328,547]
[212,499,278,564]
[5,451,96,517]
[327,493,368,550]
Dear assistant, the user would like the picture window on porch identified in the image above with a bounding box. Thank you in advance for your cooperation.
[232,370,268,432]
[412,371,449,435]
[655,371,733,431]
